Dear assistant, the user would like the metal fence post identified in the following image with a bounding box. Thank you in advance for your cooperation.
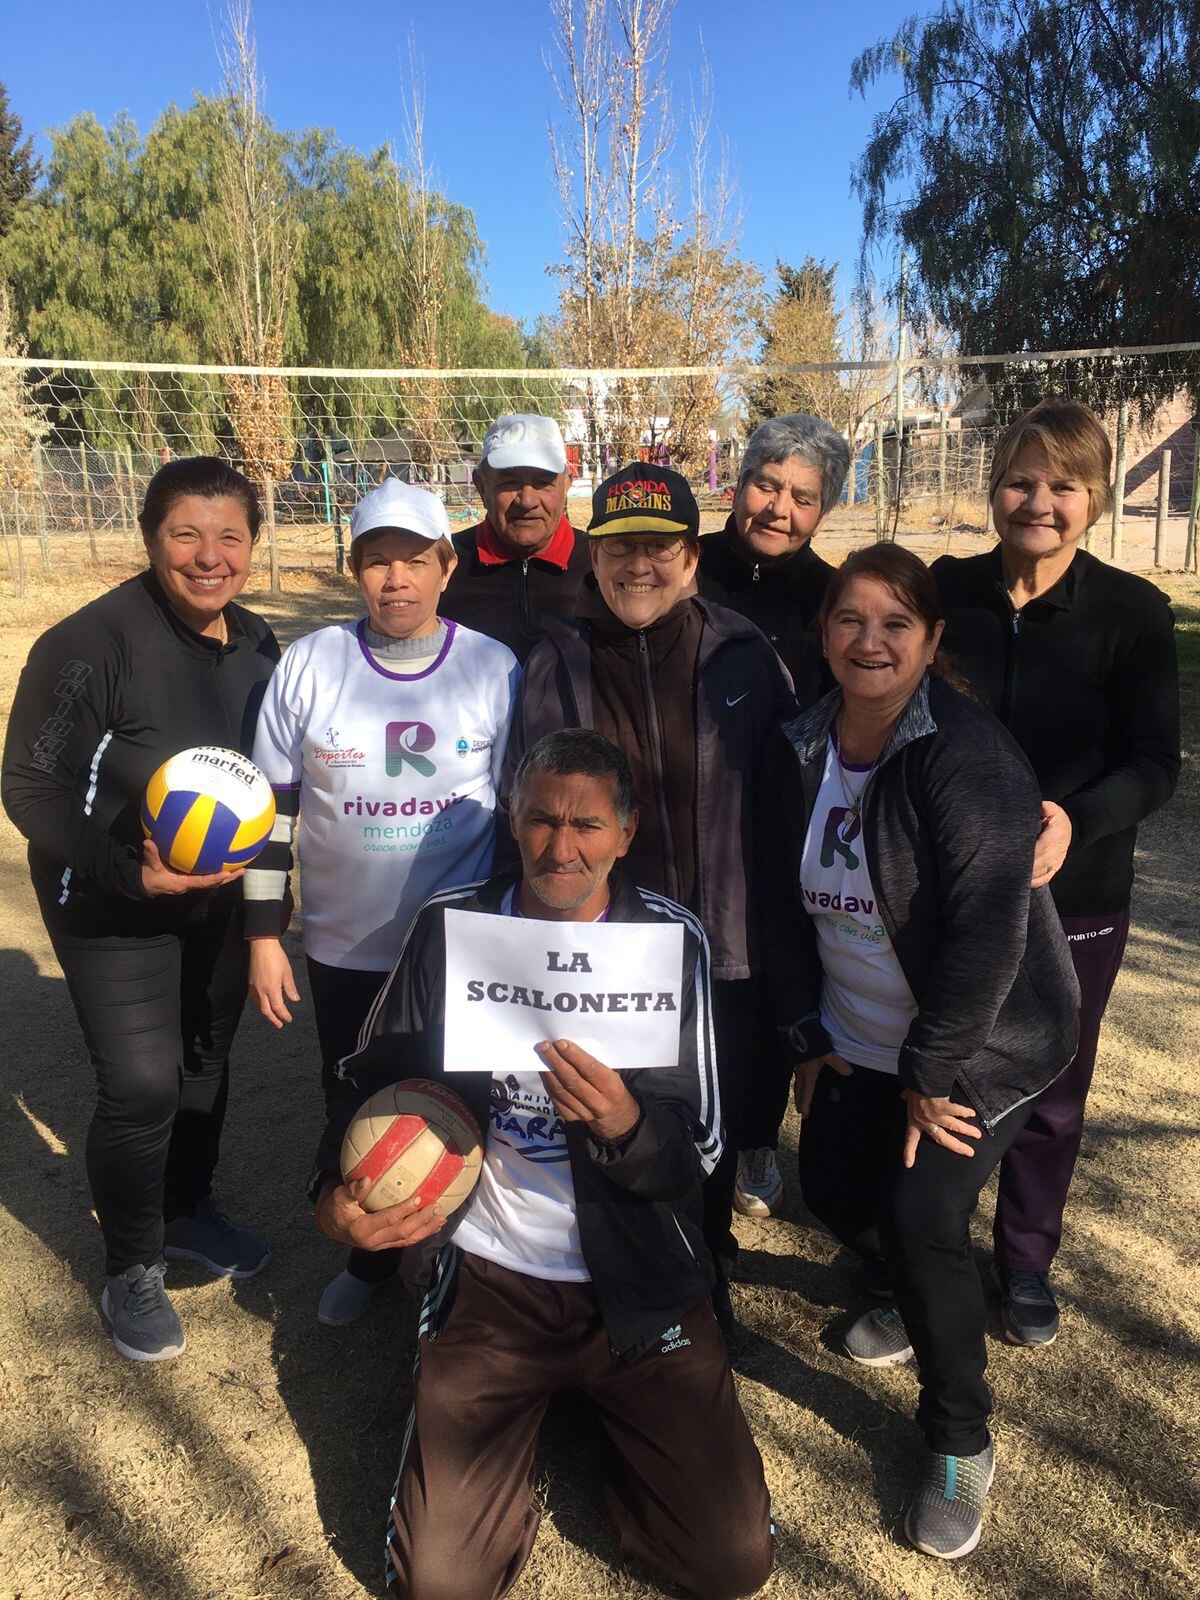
[79,439,98,559]
[322,440,345,575]
[938,409,948,500]
[1111,400,1128,563]
[33,441,51,569]
[124,444,137,541]
[1154,448,1171,568]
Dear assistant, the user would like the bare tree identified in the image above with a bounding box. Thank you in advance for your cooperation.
[392,35,454,478]
[547,0,612,474]
[662,60,757,476]
[548,0,753,477]
[205,0,297,591]
[837,285,896,504]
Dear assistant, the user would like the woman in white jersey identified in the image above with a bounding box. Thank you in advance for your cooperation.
[244,478,520,1325]
[759,544,1078,1561]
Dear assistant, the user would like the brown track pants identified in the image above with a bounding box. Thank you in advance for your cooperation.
[385,1251,773,1600]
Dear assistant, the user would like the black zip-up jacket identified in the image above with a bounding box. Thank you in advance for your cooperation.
[439,519,593,663]
[932,547,1180,916]
[696,514,833,709]
[314,868,722,1361]
[2,571,279,934]
[503,593,797,981]
[758,677,1080,1130]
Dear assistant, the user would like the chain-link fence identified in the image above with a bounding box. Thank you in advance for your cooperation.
[1,345,1198,586]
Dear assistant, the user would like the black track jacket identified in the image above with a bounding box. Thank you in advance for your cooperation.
[314,867,722,1361]
[440,519,593,663]
[2,571,279,933]
[696,513,834,709]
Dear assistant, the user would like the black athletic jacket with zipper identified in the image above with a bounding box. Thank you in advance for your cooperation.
[696,513,834,709]
[758,676,1080,1130]
[2,571,279,934]
[440,519,593,664]
[932,547,1180,917]
[313,866,722,1361]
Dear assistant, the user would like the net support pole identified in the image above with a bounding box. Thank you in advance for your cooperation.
[1154,448,1171,569]
[263,472,280,594]
[1184,425,1200,574]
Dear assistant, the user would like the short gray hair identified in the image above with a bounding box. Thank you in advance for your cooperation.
[511,729,634,826]
[737,414,851,518]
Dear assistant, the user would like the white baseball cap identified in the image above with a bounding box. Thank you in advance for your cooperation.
[349,478,451,546]
[480,413,568,475]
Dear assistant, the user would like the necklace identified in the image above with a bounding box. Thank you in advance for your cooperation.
[829,723,878,843]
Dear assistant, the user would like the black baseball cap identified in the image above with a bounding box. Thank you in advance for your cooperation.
[588,464,700,540]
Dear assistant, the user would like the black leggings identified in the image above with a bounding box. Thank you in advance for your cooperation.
[306,956,398,1286]
[799,1063,1032,1456]
[47,891,249,1276]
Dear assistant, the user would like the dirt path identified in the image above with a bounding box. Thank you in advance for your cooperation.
[1,551,1196,1600]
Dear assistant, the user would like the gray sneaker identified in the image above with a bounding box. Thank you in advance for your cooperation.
[163,1197,269,1279]
[733,1147,785,1217]
[842,1304,914,1366]
[317,1268,386,1327]
[905,1440,996,1559]
[100,1260,186,1363]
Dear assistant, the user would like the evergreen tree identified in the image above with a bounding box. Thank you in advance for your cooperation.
[0,84,40,236]
[851,0,1200,411]
[747,257,841,429]
[0,100,522,449]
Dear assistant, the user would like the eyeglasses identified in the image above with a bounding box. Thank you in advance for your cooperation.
[594,535,686,562]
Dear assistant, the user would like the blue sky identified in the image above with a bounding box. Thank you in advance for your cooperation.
[4,0,908,332]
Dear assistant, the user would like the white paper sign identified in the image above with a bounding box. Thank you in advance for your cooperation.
[442,909,684,1074]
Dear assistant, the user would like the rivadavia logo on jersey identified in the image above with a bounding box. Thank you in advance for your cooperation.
[385,720,437,777]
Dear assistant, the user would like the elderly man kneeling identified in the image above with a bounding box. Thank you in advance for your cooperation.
[313,729,773,1600]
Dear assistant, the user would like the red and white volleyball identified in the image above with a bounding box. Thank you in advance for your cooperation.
[340,1079,483,1218]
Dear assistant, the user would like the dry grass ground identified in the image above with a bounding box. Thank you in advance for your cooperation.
[0,531,1196,1600]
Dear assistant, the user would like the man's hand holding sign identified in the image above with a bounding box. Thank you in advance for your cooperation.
[537,1038,641,1142]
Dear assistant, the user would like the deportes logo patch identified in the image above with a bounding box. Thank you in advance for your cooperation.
[385,721,437,778]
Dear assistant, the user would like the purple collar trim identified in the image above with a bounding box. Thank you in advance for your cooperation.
[829,724,875,774]
[355,617,456,681]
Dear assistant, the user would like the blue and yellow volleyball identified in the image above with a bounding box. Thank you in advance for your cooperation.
[141,746,275,875]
